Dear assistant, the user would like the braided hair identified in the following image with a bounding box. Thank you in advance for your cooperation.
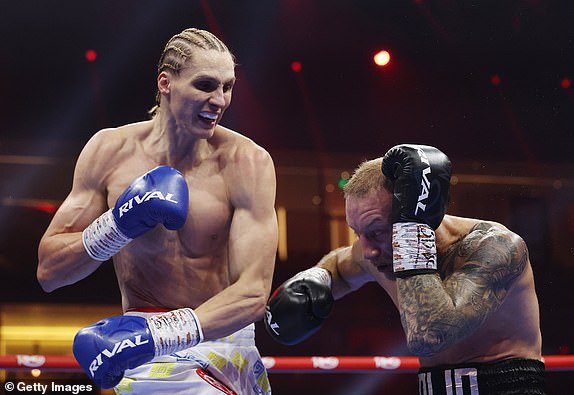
[150,28,235,115]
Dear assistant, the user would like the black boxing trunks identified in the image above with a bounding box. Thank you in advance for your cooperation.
[418,358,545,395]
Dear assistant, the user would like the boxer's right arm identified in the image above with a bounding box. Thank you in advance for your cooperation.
[38,132,189,292]
[37,131,113,292]
[81,165,188,261]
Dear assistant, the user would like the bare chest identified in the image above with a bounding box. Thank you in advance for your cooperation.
[422,276,542,366]
[106,161,233,257]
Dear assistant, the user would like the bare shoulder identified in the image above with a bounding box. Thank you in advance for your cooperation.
[76,122,151,187]
[436,215,508,252]
[212,126,275,183]
[213,125,274,167]
[74,128,122,189]
[79,125,133,165]
[85,121,151,151]
[438,215,528,284]
[212,126,276,207]
[439,215,516,245]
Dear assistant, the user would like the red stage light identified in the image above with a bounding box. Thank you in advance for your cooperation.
[85,49,97,62]
[561,78,571,89]
[32,202,58,215]
[291,61,302,73]
[490,74,501,86]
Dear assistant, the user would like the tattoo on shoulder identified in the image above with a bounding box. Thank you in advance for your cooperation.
[398,222,530,356]
[469,222,493,232]
[440,221,528,285]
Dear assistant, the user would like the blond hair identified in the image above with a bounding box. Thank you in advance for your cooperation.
[343,157,392,199]
[149,28,235,115]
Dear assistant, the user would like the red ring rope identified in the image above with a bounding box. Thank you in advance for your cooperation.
[0,355,573,373]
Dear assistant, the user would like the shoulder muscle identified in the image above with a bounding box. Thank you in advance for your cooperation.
[445,222,528,295]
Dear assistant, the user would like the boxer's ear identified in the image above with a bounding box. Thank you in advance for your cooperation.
[158,71,171,95]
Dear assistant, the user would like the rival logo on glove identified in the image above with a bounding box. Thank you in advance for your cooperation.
[414,148,431,216]
[117,191,178,218]
[88,335,149,377]
[265,307,280,335]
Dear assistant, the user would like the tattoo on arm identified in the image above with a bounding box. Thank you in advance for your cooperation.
[398,222,529,356]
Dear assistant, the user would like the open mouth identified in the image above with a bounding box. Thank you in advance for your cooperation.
[198,111,218,123]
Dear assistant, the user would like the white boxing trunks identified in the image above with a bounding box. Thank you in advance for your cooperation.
[114,311,271,395]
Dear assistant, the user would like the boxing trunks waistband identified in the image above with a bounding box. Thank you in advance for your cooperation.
[418,358,546,395]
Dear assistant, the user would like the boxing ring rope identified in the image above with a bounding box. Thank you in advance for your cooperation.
[1,355,573,373]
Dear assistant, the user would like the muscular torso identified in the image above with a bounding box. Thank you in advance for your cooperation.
[419,262,542,366]
[96,121,244,311]
[360,215,542,366]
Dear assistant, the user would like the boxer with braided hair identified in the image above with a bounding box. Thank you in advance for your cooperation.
[150,28,235,114]
[38,27,277,394]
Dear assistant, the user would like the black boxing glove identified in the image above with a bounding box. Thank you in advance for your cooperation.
[381,144,451,277]
[264,267,334,346]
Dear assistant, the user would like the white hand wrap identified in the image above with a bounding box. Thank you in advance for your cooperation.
[392,222,437,275]
[82,209,132,261]
[290,267,332,289]
[146,308,204,357]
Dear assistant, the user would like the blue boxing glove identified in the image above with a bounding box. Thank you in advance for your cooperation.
[73,316,155,389]
[82,166,188,261]
[74,308,203,389]
[112,166,188,238]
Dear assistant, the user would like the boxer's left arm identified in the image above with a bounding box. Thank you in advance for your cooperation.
[263,242,380,346]
[382,145,529,356]
[399,221,529,356]
[74,308,203,388]
[194,145,279,340]
[316,242,377,300]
